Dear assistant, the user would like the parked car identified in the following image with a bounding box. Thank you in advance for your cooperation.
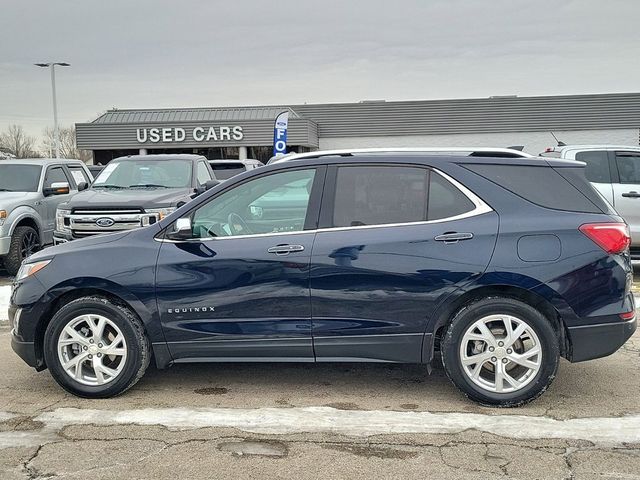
[208,159,262,180]
[53,154,217,243]
[0,158,91,275]
[540,145,640,259]
[10,150,635,406]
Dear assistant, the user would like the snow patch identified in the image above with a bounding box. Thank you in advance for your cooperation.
[0,285,10,322]
[35,407,640,445]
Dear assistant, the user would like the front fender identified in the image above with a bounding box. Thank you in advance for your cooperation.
[6,206,44,238]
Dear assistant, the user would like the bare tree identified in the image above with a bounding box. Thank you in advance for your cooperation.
[0,125,41,158]
[41,126,92,162]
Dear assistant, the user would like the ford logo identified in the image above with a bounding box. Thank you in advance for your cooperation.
[95,217,115,228]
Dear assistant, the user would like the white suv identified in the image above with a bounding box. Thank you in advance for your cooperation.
[541,145,640,257]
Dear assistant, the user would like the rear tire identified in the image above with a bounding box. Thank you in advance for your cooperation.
[5,226,40,276]
[441,297,559,407]
[43,296,150,398]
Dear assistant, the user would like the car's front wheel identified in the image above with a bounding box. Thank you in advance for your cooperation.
[441,297,559,407]
[43,296,150,398]
[5,225,40,276]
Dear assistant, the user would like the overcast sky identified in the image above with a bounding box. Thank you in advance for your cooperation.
[1,0,639,139]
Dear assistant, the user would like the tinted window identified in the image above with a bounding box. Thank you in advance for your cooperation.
[428,172,475,220]
[575,151,610,183]
[615,153,640,184]
[68,166,90,186]
[210,163,247,180]
[197,162,212,184]
[191,169,315,238]
[333,166,428,227]
[466,164,603,213]
[0,165,41,192]
[44,167,69,188]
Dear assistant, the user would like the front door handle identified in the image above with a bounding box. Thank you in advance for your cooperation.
[622,191,640,198]
[267,244,305,255]
[434,232,474,243]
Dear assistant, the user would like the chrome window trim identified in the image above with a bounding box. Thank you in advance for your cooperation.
[156,167,492,244]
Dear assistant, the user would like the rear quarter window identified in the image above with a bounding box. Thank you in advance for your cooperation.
[465,164,605,214]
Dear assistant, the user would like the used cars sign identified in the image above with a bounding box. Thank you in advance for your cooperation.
[136,126,244,143]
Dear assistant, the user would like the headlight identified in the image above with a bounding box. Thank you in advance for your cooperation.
[145,207,176,221]
[15,260,51,282]
[0,210,6,226]
[56,209,71,232]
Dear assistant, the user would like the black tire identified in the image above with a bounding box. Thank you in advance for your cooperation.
[43,296,150,398]
[5,226,40,276]
[441,297,559,407]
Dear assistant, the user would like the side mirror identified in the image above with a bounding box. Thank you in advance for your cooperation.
[43,182,70,196]
[204,179,220,190]
[168,217,192,240]
[77,182,89,192]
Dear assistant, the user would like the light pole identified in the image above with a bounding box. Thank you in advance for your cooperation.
[35,62,70,158]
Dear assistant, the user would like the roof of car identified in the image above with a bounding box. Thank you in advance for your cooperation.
[545,144,640,152]
[208,159,260,164]
[111,154,207,162]
[0,158,85,166]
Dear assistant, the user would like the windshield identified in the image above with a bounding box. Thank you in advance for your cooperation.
[210,163,247,180]
[92,159,192,189]
[0,164,42,192]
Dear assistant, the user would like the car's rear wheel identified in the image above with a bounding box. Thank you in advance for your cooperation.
[441,297,559,407]
[43,296,150,398]
[5,226,40,276]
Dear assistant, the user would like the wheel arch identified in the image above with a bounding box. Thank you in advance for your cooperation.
[9,209,44,241]
[423,283,571,363]
[32,278,160,370]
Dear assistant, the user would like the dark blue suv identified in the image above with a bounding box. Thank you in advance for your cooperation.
[9,152,637,406]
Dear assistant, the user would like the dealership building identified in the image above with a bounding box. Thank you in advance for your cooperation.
[76,92,640,164]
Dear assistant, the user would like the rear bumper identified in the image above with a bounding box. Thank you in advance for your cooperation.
[567,317,637,362]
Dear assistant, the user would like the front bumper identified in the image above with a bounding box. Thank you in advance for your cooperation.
[567,317,637,362]
[11,335,39,368]
[0,235,10,256]
[53,230,73,244]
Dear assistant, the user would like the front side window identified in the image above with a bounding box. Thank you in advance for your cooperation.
[45,167,70,188]
[332,166,428,227]
[615,152,640,184]
[0,165,41,192]
[190,169,316,238]
[93,159,192,189]
[575,151,611,183]
[197,162,212,184]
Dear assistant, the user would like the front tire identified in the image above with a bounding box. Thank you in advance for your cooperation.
[441,297,559,407]
[43,296,150,398]
[5,226,40,276]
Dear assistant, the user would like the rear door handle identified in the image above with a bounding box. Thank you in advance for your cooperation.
[267,244,305,255]
[434,232,474,243]
[622,191,640,198]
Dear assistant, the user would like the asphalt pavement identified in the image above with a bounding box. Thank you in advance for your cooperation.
[1,267,639,479]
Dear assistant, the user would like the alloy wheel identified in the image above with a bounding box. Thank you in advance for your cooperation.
[57,314,128,386]
[20,231,39,259]
[459,314,542,393]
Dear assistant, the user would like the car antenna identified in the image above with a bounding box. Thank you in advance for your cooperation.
[550,132,566,147]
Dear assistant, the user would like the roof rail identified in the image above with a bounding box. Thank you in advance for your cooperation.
[267,147,532,164]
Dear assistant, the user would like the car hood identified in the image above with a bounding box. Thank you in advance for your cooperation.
[63,187,193,210]
[0,191,39,208]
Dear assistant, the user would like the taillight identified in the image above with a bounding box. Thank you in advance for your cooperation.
[579,223,630,254]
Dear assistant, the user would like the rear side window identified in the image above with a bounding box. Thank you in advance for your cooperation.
[615,152,640,184]
[333,166,428,227]
[68,166,90,186]
[466,164,603,213]
[575,151,611,183]
[428,173,475,220]
[210,163,247,180]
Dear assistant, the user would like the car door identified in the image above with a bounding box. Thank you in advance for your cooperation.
[40,165,76,244]
[310,164,499,363]
[610,150,640,246]
[155,166,325,361]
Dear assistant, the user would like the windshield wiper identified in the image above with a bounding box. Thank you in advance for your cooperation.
[92,184,126,189]
[128,184,168,189]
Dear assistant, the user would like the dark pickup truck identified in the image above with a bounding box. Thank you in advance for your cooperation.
[53,154,217,243]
